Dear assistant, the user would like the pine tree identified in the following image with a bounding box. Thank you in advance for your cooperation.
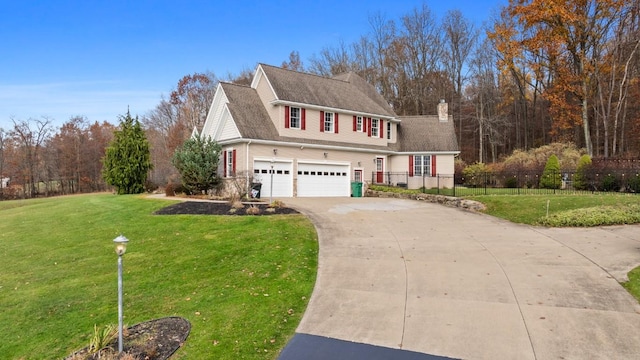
[172,135,222,193]
[540,154,562,189]
[102,111,153,194]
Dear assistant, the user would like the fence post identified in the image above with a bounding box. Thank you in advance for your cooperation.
[484,172,488,195]
[453,176,456,197]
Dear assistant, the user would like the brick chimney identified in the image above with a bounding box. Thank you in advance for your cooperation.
[437,99,448,122]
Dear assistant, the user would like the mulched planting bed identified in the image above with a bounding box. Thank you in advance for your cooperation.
[67,317,190,360]
[154,201,300,216]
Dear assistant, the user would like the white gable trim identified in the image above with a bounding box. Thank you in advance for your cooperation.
[201,83,228,138]
[250,64,279,101]
[201,83,242,142]
[215,105,241,141]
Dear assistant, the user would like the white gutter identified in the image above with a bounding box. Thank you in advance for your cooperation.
[246,140,252,194]
[218,138,397,155]
[219,138,460,157]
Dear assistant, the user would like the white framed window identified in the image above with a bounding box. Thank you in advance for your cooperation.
[387,121,392,139]
[413,155,431,177]
[324,112,334,133]
[356,115,363,132]
[290,107,301,129]
[226,149,235,177]
[371,118,379,137]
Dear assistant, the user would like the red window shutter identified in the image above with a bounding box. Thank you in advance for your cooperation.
[335,113,339,133]
[379,120,384,138]
[232,149,237,175]
[409,156,414,177]
[353,115,357,131]
[320,111,324,132]
[301,108,306,130]
[367,118,372,137]
[431,155,436,177]
[284,106,290,128]
[223,150,227,177]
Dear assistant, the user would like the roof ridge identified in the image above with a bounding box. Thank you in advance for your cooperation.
[258,63,350,83]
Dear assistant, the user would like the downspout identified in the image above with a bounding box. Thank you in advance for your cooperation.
[246,140,251,197]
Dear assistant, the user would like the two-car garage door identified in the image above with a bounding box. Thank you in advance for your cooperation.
[297,162,350,197]
[253,160,350,197]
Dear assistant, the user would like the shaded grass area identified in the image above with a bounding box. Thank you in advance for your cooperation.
[468,194,640,226]
[0,194,318,359]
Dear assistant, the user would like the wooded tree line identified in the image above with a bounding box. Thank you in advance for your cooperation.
[2,0,639,199]
[295,0,640,163]
[0,117,115,199]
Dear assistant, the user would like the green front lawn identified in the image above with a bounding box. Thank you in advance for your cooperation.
[0,194,318,359]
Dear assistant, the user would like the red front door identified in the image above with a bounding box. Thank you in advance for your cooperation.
[375,158,384,183]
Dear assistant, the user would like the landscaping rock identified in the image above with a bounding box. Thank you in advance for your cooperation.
[366,190,486,211]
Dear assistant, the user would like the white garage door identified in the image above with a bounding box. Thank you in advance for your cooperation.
[297,162,350,197]
[253,160,293,198]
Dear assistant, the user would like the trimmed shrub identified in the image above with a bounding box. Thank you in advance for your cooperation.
[573,154,592,190]
[504,176,518,188]
[463,162,491,187]
[628,174,640,193]
[540,155,562,189]
[600,174,620,192]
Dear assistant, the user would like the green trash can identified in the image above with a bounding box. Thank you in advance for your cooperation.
[351,181,363,197]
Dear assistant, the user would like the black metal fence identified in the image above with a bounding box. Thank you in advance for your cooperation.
[371,172,456,195]
[372,170,640,196]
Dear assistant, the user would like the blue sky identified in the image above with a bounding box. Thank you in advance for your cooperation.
[0,0,502,130]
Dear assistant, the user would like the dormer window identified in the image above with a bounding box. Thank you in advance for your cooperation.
[324,112,334,133]
[284,106,305,130]
[371,118,379,137]
[290,107,301,129]
[320,111,338,133]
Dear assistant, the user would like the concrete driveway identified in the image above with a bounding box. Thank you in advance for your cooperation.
[280,197,640,360]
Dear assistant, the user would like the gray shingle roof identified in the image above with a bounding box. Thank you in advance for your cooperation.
[260,64,397,118]
[221,82,279,140]
[221,67,459,154]
[396,116,459,152]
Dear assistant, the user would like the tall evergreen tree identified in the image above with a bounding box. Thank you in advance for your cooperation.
[172,135,221,193]
[102,111,153,194]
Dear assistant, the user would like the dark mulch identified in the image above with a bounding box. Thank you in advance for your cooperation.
[67,317,190,360]
[154,201,300,216]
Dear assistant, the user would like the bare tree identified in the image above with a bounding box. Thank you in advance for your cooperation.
[170,72,218,133]
[281,51,304,71]
[10,117,52,198]
[442,9,478,148]
[469,40,506,163]
[307,40,353,76]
